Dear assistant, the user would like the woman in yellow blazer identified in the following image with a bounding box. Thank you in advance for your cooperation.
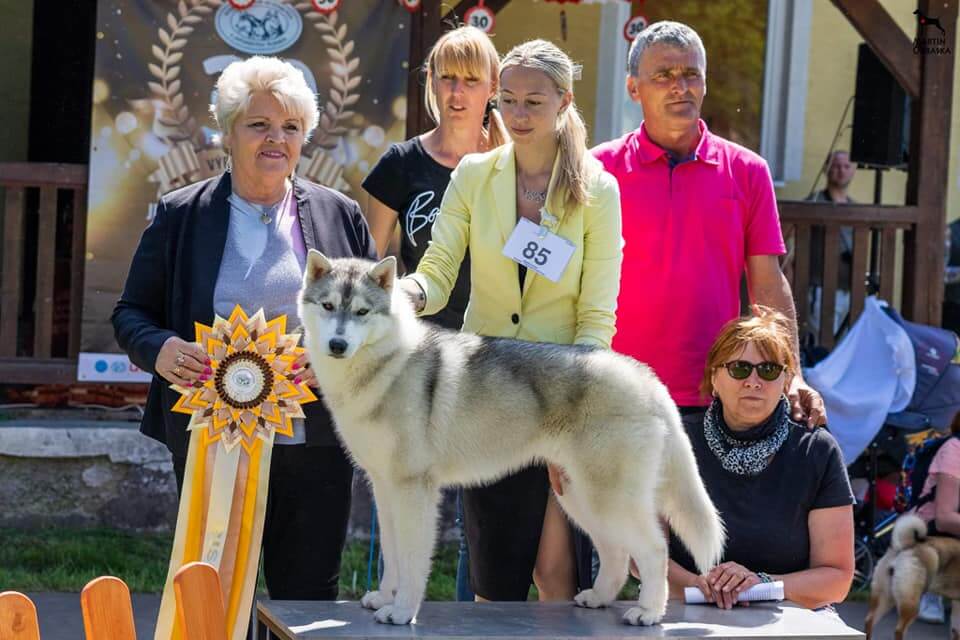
[400,40,622,603]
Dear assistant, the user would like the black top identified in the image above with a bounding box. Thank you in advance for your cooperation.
[362,137,470,330]
[669,419,855,576]
[112,173,376,458]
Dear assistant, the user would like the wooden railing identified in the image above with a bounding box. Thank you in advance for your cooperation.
[0,163,88,383]
[779,200,919,349]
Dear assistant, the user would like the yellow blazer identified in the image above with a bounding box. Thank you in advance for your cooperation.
[410,143,622,348]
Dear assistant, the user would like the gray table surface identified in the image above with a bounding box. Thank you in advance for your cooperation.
[256,600,865,639]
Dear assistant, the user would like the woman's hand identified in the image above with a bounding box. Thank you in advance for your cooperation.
[292,351,319,388]
[705,562,761,609]
[399,278,426,312]
[156,336,210,387]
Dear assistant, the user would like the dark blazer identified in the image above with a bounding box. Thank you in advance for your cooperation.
[112,172,376,458]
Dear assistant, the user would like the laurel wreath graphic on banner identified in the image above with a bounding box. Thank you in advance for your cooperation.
[147,0,361,151]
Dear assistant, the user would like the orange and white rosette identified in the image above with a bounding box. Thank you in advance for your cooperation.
[155,306,316,640]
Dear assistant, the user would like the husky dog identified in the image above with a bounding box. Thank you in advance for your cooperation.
[299,251,724,626]
[865,514,960,640]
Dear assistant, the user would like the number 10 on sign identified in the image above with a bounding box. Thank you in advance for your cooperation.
[465,3,495,33]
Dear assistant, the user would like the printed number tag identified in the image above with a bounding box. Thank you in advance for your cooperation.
[502,218,575,283]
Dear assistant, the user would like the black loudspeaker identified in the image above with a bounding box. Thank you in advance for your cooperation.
[850,43,911,168]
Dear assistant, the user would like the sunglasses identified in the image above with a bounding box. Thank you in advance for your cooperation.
[722,360,785,382]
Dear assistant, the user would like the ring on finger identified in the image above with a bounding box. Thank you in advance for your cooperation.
[176,353,185,365]
[174,365,182,376]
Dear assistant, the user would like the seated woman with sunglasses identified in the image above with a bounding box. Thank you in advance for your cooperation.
[666,308,855,610]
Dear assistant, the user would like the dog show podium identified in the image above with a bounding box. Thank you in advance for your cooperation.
[255,600,864,639]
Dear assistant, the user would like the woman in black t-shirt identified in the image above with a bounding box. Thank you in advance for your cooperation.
[666,309,855,609]
[362,26,506,331]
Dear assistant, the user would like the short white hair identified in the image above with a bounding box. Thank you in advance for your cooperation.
[211,56,319,141]
[627,21,706,77]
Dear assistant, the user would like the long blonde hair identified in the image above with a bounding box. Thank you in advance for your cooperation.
[424,26,507,148]
[500,39,593,209]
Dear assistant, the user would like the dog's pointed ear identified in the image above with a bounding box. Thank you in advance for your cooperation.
[368,256,397,293]
[306,250,333,282]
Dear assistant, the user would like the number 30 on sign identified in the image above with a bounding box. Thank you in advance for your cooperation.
[623,15,648,42]
[465,4,495,33]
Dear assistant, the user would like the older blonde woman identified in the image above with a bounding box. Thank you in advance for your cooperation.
[399,39,622,603]
[665,308,854,610]
[113,56,375,602]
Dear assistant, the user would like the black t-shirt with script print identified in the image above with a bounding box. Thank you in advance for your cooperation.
[363,136,470,330]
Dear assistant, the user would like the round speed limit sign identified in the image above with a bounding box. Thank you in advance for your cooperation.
[311,0,340,12]
[464,4,495,33]
[623,15,648,42]
[399,0,421,12]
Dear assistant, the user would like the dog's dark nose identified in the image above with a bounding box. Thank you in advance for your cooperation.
[329,338,348,355]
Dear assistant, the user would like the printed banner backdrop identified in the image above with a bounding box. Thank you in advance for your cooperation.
[82,0,409,357]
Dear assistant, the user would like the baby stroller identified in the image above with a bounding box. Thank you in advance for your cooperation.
[847,306,960,590]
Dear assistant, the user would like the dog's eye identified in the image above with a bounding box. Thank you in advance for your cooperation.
[322,302,335,311]
[356,309,369,316]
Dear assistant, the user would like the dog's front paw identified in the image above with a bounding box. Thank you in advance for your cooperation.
[623,606,663,626]
[574,588,612,609]
[374,604,415,625]
[361,590,393,610]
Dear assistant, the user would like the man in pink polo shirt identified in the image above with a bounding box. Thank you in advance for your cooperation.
[593,21,825,426]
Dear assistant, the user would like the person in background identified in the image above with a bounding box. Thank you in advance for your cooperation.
[665,308,854,610]
[399,39,622,603]
[362,25,507,602]
[112,57,376,625]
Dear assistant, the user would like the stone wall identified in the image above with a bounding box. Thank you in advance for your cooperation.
[0,420,459,540]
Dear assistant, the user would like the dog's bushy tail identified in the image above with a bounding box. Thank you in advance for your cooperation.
[892,514,928,551]
[658,412,725,574]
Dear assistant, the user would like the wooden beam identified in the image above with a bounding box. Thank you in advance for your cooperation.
[0,163,87,188]
[1,187,25,357]
[778,201,919,226]
[69,189,88,358]
[831,0,921,97]
[0,357,77,384]
[405,0,443,140]
[33,186,58,358]
[902,0,957,323]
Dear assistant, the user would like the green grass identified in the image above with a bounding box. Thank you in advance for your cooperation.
[0,528,464,598]
[0,527,644,600]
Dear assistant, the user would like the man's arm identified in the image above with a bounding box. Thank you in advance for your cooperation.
[746,254,827,426]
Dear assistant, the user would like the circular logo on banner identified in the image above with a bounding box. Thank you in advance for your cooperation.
[464,5,495,33]
[623,15,648,42]
[215,0,303,54]
[399,0,421,11]
[311,0,341,14]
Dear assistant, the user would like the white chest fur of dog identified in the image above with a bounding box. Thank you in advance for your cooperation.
[299,251,725,627]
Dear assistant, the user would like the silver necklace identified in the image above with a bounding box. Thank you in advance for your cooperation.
[519,175,547,204]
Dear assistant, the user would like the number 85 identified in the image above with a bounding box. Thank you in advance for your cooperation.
[522,241,551,266]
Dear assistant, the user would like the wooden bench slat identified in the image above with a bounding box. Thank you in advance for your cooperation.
[850,226,870,324]
[0,591,40,640]
[81,576,137,640]
[69,188,88,358]
[1,188,25,357]
[793,224,811,334]
[174,562,228,640]
[33,186,58,358]
[880,228,898,303]
[820,226,841,349]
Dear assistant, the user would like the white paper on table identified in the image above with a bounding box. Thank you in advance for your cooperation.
[684,581,785,604]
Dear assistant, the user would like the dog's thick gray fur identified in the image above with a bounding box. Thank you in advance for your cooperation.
[299,251,725,626]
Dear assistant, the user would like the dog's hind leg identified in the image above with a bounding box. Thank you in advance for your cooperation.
[361,477,398,610]
[864,583,894,640]
[373,480,440,625]
[573,534,628,609]
[621,508,669,626]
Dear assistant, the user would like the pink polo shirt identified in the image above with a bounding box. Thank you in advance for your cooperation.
[592,121,785,406]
